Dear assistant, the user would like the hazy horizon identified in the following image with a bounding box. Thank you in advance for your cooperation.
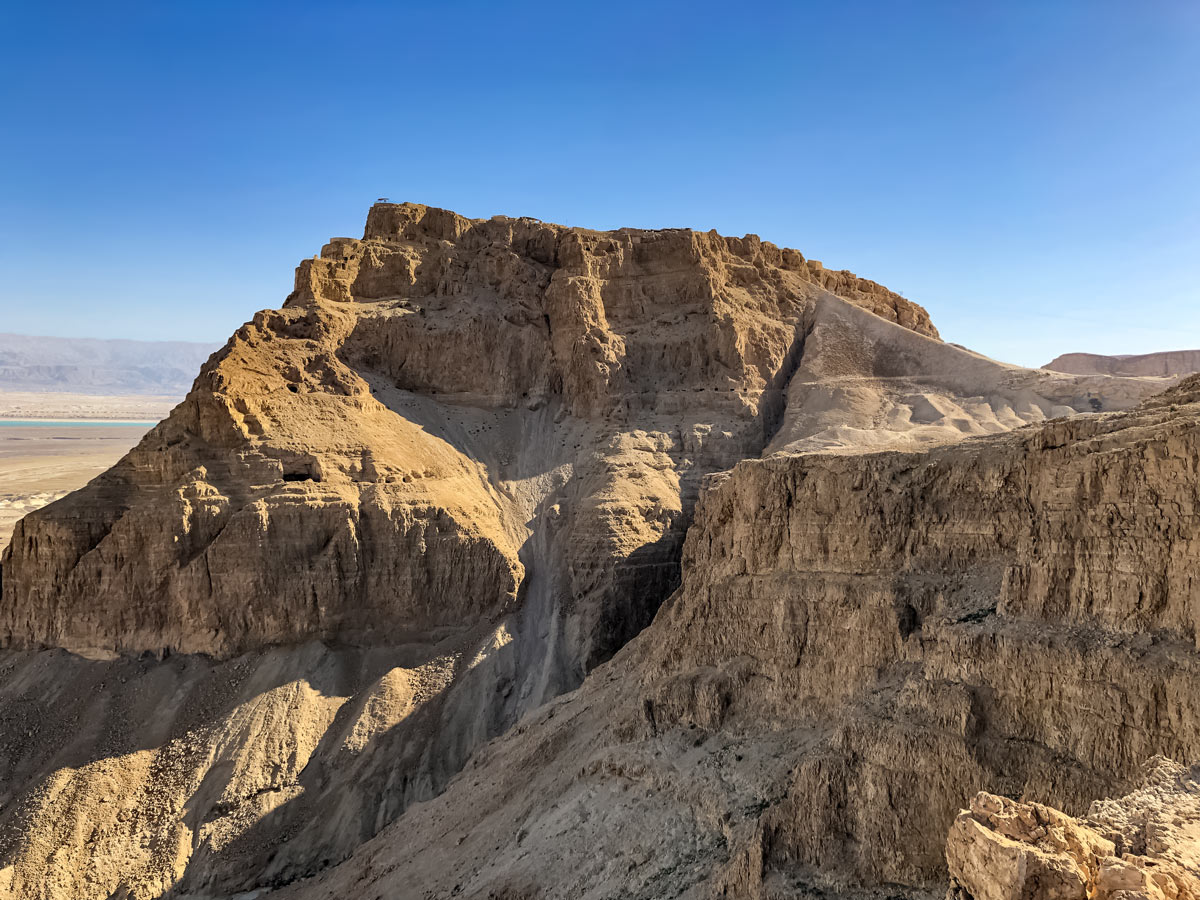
[2,272,1198,372]
[0,331,216,348]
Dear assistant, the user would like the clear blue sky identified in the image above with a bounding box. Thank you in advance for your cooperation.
[1,1,1196,366]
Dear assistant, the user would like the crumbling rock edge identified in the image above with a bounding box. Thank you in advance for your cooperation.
[946,756,1200,900]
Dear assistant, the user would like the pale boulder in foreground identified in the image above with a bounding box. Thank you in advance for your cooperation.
[947,758,1200,900]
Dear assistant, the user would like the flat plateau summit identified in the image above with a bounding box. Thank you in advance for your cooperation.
[1044,348,1200,379]
[0,203,1196,900]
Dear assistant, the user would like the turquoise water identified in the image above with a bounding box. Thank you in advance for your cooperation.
[0,420,157,427]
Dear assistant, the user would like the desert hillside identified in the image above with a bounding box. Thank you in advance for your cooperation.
[1045,348,1200,378]
[279,372,1200,899]
[0,203,1194,900]
[0,333,217,396]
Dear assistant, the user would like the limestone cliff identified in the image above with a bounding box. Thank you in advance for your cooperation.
[2,203,946,662]
[0,204,1182,900]
[276,376,1200,899]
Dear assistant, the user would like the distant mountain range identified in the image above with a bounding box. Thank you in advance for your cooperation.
[0,332,220,395]
[1044,349,1200,378]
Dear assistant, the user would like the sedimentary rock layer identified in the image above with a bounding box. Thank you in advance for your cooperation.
[0,204,1180,899]
[1,203,946,661]
[278,376,1200,899]
[0,204,947,899]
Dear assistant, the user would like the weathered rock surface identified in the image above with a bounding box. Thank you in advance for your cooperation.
[2,203,951,662]
[946,757,1200,900]
[275,376,1200,899]
[768,293,1158,454]
[0,204,1183,900]
[1045,349,1200,379]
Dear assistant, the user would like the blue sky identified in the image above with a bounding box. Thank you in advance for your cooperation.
[1,1,1196,366]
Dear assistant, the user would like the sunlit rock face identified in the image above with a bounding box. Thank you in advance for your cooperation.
[0,203,1178,900]
[946,757,1200,900]
[1,202,942,663]
[280,378,1200,899]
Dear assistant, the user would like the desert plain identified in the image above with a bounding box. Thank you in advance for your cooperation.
[0,392,174,551]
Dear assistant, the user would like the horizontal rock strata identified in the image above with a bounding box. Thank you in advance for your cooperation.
[0,204,1183,899]
[277,377,1200,898]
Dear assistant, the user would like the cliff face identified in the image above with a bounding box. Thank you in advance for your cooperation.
[0,204,952,899]
[0,203,942,663]
[277,377,1200,899]
[1045,349,1200,379]
[0,204,1183,900]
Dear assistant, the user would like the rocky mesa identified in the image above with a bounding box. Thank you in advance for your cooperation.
[0,203,1191,900]
[1045,349,1200,379]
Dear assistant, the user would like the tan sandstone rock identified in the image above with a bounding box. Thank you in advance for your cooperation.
[264,383,1200,899]
[0,204,1183,900]
[946,757,1200,900]
[2,203,950,662]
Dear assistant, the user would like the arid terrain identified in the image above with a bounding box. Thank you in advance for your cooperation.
[0,424,152,553]
[0,203,1196,900]
[0,393,177,554]
[0,391,180,422]
[1044,349,1200,378]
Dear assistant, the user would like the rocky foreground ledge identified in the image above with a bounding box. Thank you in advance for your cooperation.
[0,204,1193,899]
[948,757,1200,900]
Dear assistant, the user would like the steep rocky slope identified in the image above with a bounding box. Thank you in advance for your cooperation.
[1045,349,1200,379]
[1,203,945,662]
[0,203,1180,899]
[277,376,1200,899]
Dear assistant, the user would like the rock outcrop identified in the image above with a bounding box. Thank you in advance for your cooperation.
[275,376,1200,899]
[1045,349,1200,379]
[0,204,1185,900]
[946,757,1200,900]
[1,203,948,662]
